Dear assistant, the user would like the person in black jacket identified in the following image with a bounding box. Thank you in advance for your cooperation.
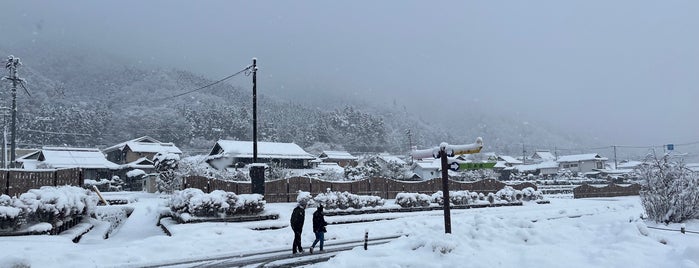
[309,205,328,253]
[290,201,307,254]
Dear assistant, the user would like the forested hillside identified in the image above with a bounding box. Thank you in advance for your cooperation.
[1,45,587,156]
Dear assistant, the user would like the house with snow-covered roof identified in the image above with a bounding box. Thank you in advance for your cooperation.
[103,136,182,165]
[17,147,120,180]
[318,150,358,167]
[410,159,441,180]
[530,151,556,163]
[556,153,607,174]
[514,161,559,176]
[207,140,315,170]
[496,155,523,166]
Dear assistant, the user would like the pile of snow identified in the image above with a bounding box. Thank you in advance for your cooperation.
[169,189,265,219]
[0,186,97,231]
[313,189,384,209]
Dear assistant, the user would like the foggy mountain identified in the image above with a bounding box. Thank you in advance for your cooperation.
[0,44,590,157]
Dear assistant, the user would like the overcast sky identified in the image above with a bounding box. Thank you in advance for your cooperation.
[2,1,698,147]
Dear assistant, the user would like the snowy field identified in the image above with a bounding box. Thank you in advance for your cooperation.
[0,193,698,268]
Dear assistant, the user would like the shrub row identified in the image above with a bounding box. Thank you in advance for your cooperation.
[396,186,543,208]
[0,186,97,231]
[312,189,385,209]
[169,189,265,219]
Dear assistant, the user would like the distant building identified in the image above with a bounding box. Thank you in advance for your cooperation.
[17,147,119,180]
[514,161,559,176]
[530,151,556,163]
[103,136,182,165]
[557,153,608,174]
[318,150,358,167]
[207,140,315,170]
[411,159,441,180]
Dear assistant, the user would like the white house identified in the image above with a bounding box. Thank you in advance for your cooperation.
[17,147,120,180]
[530,151,556,163]
[207,140,315,170]
[557,153,608,174]
[411,159,441,180]
[514,161,559,176]
[318,150,358,167]
[103,136,182,165]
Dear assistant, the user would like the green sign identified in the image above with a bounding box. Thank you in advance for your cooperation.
[458,162,497,170]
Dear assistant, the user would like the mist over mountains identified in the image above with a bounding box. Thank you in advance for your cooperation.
[0,44,590,157]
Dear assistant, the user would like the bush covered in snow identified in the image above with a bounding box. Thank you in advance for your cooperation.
[296,191,313,206]
[169,188,265,219]
[313,189,384,209]
[639,155,699,223]
[155,152,181,194]
[0,186,97,231]
[395,193,432,208]
[432,191,475,206]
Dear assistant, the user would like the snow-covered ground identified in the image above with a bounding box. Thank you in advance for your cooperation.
[0,193,697,268]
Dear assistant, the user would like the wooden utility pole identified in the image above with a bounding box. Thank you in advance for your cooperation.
[439,143,452,234]
[252,58,258,163]
[613,145,617,169]
[3,56,23,167]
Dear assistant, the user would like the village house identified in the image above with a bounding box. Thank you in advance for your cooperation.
[410,159,441,180]
[556,153,608,175]
[102,136,182,165]
[207,140,315,170]
[16,147,120,181]
[530,150,556,163]
[318,150,358,167]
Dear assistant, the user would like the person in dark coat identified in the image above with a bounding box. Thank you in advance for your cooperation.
[309,205,328,253]
[290,200,307,254]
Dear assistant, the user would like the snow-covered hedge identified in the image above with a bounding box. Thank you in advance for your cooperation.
[399,186,544,208]
[0,186,97,231]
[395,193,432,208]
[169,188,265,218]
[313,189,384,209]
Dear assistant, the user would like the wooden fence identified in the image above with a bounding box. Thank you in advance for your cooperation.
[183,176,537,203]
[1,169,83,196]
[573,183,641,198]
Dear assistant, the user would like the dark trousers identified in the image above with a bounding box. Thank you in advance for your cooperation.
[311,231,324,251]
[292,230,303,253]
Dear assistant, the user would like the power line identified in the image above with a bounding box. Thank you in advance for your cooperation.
[22,129,92,136]
[123,64,253,105]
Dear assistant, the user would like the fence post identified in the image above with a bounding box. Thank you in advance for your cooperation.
[681,224,686,234]
[364,230,368,250]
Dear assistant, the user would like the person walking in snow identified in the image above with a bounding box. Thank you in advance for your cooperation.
[290,200,307,254]
[309,205,328,254]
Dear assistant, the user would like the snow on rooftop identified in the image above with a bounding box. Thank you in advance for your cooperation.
[319,151,358,160]
[532,151,556,161]
[103,136,162,152]
[515,161,559,172]
[414,159,441,170]
[38,147,119,169]
[557,153,608,163]
[125,141,182,154]
[213,140,315,160]
[498,155,523,164]
[378,155,407,165]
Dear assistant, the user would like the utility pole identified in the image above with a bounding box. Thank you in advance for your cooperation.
[249,58,265,196]
[439,143,451,234]
[613,145,617,169]
[252,58,258,163]
[3,56,24,168]
[522,144,526,164]
[0,107,7,169]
